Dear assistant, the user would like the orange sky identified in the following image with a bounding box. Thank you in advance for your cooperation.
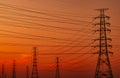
[0,0,120,78]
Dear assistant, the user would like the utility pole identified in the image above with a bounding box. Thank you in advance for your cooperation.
[93,8,113,78]
[12,60,16,78]
[31,47,39,78]
[26,66,29,78]
[55,57,60,78]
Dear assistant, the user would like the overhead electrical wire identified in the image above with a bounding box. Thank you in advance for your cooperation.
[0,42,91,47]
[0,2,95,51]
[0,33,83,43]
[0,2,92,24]
[0,8,91,25]
[49,19,95,52]
[0,2,105,68]
[0,51,93,55]
[0,15,91,33]
[0,2,119,76]
[61,44,95,63]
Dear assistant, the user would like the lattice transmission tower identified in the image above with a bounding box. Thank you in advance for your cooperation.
[12,60,16,78]
[1,64,5,78]
[26,66,29,78]
[93,8,113,78]
[55,57,60,78]
[31,47,39,78]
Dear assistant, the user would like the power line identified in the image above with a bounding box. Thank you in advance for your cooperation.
[0,2,92,24]
[0,29,85,42]
[0,2,93,18]
[0,15,92,33]
[62,47,94,63]
[0,42,92,47]
[0,9,90,26]
[48,19,95,53]
[0,51,92,55]
[0,21,85,35]
[0,8,91,24]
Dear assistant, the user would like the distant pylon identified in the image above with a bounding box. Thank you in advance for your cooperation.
[55,57,60,78]
[93,8,113,78]
[1,64,4,78]
[12,60,16,78]
[26,66,29,78]
[31,47,39,78]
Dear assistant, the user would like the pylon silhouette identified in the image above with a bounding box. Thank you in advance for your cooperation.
[55,57,60,78]
[1,64,4,78]
[12,60,16,78]
[31,47,39,78]
[93,8,113,78]
[26,66,29,78]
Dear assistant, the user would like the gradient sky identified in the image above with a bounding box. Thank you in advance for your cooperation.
[0,0,120,78]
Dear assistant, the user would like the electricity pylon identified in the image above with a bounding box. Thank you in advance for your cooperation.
[12,60,16,78]
[1,64,4,78]
[26,66,29,78]
[31,47,39,78]
[93,8,113,78]
[55,57,60,78]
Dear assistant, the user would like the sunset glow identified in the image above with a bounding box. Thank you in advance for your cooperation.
[0,0,120,78]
